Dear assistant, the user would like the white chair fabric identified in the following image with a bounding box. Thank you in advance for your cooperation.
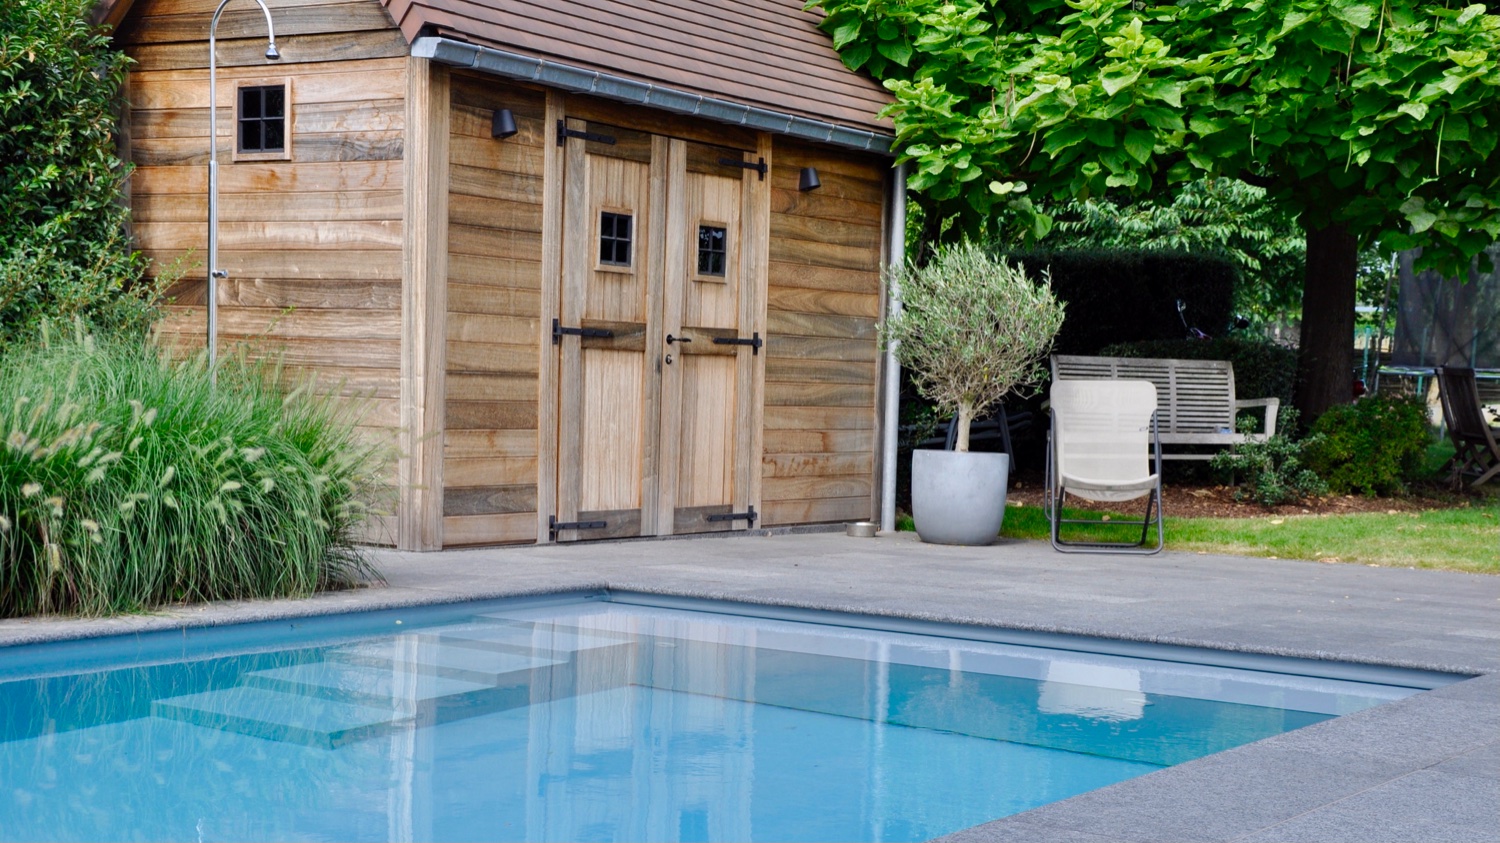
[1046,379,1164,554]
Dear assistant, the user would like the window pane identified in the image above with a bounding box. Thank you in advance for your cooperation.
[697,225,727,277]
[600,212,632,267]
[239,87,262,119]
[265,87,285,118]
[239,119,259,153]
[263,119,284,152]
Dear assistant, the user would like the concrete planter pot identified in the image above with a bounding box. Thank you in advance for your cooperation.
[911,450,1009,546]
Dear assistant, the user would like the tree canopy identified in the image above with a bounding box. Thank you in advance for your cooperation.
[815,0,1500,417]
[1042,178,1307,323]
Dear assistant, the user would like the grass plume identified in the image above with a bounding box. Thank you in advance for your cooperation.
[0,329,391,616]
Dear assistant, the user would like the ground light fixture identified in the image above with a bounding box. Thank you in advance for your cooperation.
[207,0,279,371]
[798,166,821,191]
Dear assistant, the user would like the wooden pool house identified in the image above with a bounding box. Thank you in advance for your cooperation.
[102,0,907,549]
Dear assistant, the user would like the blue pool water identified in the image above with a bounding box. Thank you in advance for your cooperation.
[0,595,1425,842]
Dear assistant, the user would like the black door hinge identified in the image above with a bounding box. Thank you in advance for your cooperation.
[550,515,608,541]
[705,505,757,525]
[717,156,767,180]
[557,120,617,147]
[553,318,615,344]
[712,332,763,355]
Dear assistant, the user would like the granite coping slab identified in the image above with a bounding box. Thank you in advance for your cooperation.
[1,530,1496,842]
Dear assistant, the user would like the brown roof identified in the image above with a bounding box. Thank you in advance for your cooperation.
[384,0,893,134]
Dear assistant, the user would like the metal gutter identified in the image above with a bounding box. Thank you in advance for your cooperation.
[880,163,907,533]
[411,36,894,155]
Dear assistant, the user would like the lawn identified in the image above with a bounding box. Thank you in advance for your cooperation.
[995,502,1500,574]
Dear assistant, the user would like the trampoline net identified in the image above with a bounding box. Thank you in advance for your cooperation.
[1393,244,1500,369]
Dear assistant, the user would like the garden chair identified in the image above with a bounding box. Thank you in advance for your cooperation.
[1045,379,1165,554]
[1436,366,1500,488]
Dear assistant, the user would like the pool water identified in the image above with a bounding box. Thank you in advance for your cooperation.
[0,595,1425,842]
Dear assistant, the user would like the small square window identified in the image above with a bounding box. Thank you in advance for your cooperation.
[600,212,633,267]
[697,225,727,277]
[237,84,286,154]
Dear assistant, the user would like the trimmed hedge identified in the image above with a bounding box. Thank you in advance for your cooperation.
[1005,250,1237,356]
[1100,335,1298,405]
[1303,395,1432,496]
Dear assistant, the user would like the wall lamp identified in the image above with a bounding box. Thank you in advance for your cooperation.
[491,108,518,139]
[798,166,821,192]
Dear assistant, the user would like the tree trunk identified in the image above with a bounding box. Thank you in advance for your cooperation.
[1294,222,1359,424]
[954,401,974,452]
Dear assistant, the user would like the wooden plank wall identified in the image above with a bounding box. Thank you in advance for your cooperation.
[123,0,408,543]
[763,140,886,526]
[441,75,547,546]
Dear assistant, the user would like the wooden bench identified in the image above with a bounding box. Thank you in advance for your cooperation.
[1051,355,1280,460]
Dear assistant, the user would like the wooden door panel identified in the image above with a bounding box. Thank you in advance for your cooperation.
[579,349,645,511]
[678,353,736,508]
[556,120,658,541]
[658,140,764,536]
[684,171,743,330]
[584,155,650,325]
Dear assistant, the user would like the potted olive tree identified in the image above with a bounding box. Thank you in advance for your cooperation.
[885,241,1065,545]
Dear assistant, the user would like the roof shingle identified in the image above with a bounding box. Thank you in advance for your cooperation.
[384,0,893,133]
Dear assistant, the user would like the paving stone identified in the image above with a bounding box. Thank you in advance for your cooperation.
[1431,741,1500,781]
[988,745,1406,843]
[1235,770,1500,843]
[934,816,1130,843]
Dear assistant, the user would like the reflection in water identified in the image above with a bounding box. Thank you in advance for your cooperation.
[0,603,1411,842]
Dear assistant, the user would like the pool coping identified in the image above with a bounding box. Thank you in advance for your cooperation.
[2,531,1496,842]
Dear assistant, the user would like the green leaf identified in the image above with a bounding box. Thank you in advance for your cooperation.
[1397,101,1430,123]
[1100,67,1143,97]
[1042,124,1089,155]
[1189,115,1228,136]
[1457,4,1487,25]
[1400,197,1438,233]
[876,39,914,67]
[831,15,863,49]
[1279,10,1315,36]
[1087,121,1117,148]
[840,42,873,71]
[1123,128,1155,164]
[1331,2,1377,30]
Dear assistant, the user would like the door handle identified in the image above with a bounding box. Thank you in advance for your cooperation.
[666,334,691,345]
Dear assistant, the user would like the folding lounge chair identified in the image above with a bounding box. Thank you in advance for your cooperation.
[1436,366,1500,488]
[1045,379,1164,554]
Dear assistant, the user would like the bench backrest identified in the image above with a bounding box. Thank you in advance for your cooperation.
[1052,355,1237,434]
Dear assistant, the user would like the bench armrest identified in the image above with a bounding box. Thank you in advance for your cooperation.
[1234,397,1281,435]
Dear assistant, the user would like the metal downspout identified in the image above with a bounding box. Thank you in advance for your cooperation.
[880,163,908,533]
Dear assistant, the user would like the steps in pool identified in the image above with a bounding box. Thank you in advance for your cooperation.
[151,624,633,749]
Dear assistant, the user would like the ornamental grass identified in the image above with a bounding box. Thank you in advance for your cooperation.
[0,329,389,617]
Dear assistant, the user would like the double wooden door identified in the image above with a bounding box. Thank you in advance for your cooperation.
[552,119,765,541]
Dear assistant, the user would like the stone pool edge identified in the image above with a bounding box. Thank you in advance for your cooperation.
[0,531,1496,843]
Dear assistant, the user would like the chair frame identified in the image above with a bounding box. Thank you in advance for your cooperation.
[1436,366,1500,489]
[1044,391,1165,555]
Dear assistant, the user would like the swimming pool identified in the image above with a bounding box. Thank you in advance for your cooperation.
[0,593,1446,842]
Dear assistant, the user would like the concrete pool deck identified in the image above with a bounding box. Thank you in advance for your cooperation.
[1,530,1496,842]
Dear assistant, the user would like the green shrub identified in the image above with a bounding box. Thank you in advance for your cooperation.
[0,330,391,617]
[0,0,162,346]
[1004,250,1237,355]
[1209,409,1329,506]
[1100,335,1297,407]
[1304,395,1433,496]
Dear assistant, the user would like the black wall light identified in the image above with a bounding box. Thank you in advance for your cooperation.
[798,166,821,191]
[491,108,518,139]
